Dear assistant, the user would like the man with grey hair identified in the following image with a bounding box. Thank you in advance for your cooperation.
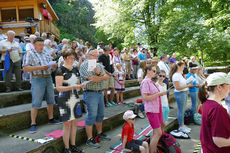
[0,30,23,92]
[57,38,68,58]
[80,49,111,148]
[41,32,47,40]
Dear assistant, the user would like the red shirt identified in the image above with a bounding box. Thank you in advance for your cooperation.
[200,100,230,153]
[122,122,134,143]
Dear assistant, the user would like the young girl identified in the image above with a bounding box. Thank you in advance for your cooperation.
[156,70,170,124]
[114,63,125,104]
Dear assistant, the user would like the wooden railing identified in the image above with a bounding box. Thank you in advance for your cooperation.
[39,20,60,39]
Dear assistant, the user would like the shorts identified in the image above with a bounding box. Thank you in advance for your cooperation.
[146,112,163,129]
[126,139,143,151]
[83,91,105,126]
[162,106,170,122]
[105,76,115,89]
[31,76,55,108]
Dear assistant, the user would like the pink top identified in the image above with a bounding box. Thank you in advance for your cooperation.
[140,76,161,113]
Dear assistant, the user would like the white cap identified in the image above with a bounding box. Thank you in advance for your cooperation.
[123,110,136,120]
[206,72,230,86]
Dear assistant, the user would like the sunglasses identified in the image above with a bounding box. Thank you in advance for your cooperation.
[159,75,166,78]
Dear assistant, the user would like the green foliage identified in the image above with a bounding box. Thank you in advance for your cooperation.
[92,0,230,64]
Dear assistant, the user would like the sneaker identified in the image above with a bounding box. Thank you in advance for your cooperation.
[48,118,61,124]
[184,125,191,131]
[70,145,84,153]
[97,132,111,141]
[86,137,100,148]
[110,101,117,106]
[64,148,72,153]
[179,126,190,134]
[29,125,36,133]
[106,103,113,107]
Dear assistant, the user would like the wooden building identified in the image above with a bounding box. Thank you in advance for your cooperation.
[0,0,60,39]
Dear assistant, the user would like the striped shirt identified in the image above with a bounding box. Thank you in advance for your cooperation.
[79,60,106,91]
[22,49,52,75]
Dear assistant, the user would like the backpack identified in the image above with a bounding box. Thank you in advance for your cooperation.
[42,146,60,153]
[157,132,181,153]
[184,109,194,125]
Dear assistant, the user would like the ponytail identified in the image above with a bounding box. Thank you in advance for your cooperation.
[198,83,208,104]
[169,61,184,81]
[198,82,216,104]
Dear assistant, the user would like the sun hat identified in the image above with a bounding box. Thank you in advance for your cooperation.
[152,57,158,62]
[123,110,137,120]
[206,72,230,86]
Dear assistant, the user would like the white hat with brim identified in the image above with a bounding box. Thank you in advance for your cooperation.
[207,72,230,86]
[123,110,137,120]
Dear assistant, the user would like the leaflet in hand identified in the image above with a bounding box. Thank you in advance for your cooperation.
[88,59,96,71]
[47,61,56,67]
[82,80,91,85]
[186,76,196,85]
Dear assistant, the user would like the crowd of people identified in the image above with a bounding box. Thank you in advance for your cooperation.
[0,29,229,153]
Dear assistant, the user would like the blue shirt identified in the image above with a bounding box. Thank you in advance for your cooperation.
[138,53,147,61]
[186,73,198,92]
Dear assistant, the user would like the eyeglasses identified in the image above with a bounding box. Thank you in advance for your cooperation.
[67,57,75,60]
[159,75,166,78]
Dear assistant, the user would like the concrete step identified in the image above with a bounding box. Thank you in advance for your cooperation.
[0,80,139,108]
[0,81,31,93]
[0,86,141,134]
[0,96,142,153]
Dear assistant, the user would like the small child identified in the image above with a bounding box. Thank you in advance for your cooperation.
[114,63,125,104]
[156,70,170,124]
[122,110,149,153]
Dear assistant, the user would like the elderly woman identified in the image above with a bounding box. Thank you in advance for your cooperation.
[43,39,56,60]
[199,72,230,153]
[25,34,36,51]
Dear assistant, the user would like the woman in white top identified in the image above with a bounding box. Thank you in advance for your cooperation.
[137,61,146,84]
[169,61,196,133]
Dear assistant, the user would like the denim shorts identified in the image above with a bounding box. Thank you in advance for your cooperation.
[31,76,55,108]
[83,91,105,126]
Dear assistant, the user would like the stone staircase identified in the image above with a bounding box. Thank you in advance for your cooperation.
[0,79,176,153]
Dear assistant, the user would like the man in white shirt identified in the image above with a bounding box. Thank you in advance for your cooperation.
[158,54,170,98]
[0,30,23,92]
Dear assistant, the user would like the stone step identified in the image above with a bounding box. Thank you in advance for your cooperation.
[0,86,141,134]
[0,80,139,108]
[0,96,142,153]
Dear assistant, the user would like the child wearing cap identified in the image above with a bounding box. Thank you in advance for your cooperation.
[122,110,149,153]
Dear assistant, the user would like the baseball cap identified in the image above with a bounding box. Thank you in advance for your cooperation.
[189,63,198,69]
[123,110,137,120]
[206,72,230,86]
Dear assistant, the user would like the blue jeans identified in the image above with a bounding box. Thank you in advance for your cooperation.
[189,91,198,113]
[174,91,187,125]
[83,91,105,126]
[31,76,55,108]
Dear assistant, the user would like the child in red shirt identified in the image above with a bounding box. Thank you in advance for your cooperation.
[122,110,149,153]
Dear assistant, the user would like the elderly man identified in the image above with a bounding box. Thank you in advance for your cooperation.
[26,34,36,52]
[0,30,23,92]
[80,49,111,148]
[23,37,60,133]
[158,54,170,98]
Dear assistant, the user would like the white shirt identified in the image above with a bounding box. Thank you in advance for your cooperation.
[0,34,5,41]
[0,39,22,62]
[172,72,188,92]
[26,43,34,51]
[137,68,144,79]
[158,60,170,77]
[156,82,168,107]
